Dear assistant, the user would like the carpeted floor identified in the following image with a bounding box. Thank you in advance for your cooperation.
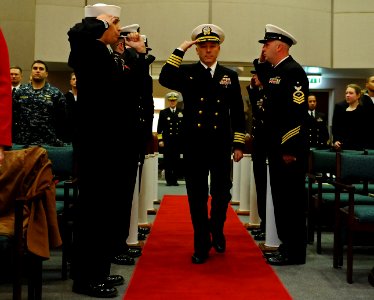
[123,195,292,300]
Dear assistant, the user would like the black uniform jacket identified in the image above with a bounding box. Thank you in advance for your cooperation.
[254,56,309,159]
[305,110,329,148]
[159,49,246,151]
[157,107,183,143]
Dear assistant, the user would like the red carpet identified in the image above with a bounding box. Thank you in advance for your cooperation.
[123,195,292,300]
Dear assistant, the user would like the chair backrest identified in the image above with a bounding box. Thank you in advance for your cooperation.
[309,150,337,175]
[337,152,374,182]
[42,145,74,180]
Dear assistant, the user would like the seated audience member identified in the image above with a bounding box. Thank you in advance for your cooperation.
[12,60,67,146]
[332,84,366,151]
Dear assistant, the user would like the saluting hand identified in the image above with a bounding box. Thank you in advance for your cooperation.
[125,32,146,53]
[178,40,197,52]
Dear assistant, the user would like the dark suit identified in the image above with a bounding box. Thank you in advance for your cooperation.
[159,49,246,257]
[157,107,183,185]
[255,56,309,262]
[305,110,329,149]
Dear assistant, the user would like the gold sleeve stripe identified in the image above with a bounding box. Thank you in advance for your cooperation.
[157,134,163,139]
[281,126,300,144]
[234,132,246,144]
[166,54,182,68]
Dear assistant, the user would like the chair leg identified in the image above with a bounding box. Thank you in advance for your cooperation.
[333,214,342,268]
[27,254,43,300]
[346,229,353,284]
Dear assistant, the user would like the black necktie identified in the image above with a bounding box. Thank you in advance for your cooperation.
[12,87,16,95]
[206,67,212,78]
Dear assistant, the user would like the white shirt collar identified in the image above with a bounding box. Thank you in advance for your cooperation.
[273,56,289,68]
[200,61,217,76]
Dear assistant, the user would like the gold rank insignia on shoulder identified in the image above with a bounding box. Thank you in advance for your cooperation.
[269,76,281,84]
[219,75,231,88]
[293,85,305,104]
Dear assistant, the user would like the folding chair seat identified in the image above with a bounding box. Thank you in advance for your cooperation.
[332,152,374,283]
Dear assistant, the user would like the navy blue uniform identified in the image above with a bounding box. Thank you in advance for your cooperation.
[157,107,183,185]
[255,56,309,261]
[159,48,246,257]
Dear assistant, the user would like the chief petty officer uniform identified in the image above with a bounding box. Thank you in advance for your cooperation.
[305,110,329,149]
[159,24,246,262]
[157,92,183,186]
[254,24,309,265]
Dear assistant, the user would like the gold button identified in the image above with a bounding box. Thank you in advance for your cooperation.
[199,110,203,114]
[215,112,218,116]
[217,100,220,103]
[198,123,201,127]
[200,98,204,101]
[214,125,217,129]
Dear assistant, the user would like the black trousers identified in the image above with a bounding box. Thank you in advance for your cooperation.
[70,145,139,282]
[268,152,307,259]
[183,136,232,256]
[163,139,181,184]
[252,140,267,232]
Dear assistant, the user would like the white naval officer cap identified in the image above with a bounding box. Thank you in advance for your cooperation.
[120,24,140,35]
[165,91,181,102]
[84,3,121,18]
[258,24,297,46]
[191,24,225,44]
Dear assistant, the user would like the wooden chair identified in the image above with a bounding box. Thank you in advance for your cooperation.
[332,152,374,283]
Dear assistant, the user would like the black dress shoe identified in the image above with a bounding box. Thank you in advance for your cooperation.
[212,238,226,253]
[173,182,179,186]
[250,228,263,235]
[267,253,305,266]
[127,248,142,258]
[104,275,124,287]
[263,251,281,259]
[138,232,147,241]
[72,281,118,298]
[191,253,209,264]
[112,254,135,265]
[138,227,150,235]
[254,232,266,241]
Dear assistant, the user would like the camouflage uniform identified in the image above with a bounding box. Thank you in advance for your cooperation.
[12,82,66,146]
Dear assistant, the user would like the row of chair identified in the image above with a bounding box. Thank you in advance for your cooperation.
[306,148,374,283]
